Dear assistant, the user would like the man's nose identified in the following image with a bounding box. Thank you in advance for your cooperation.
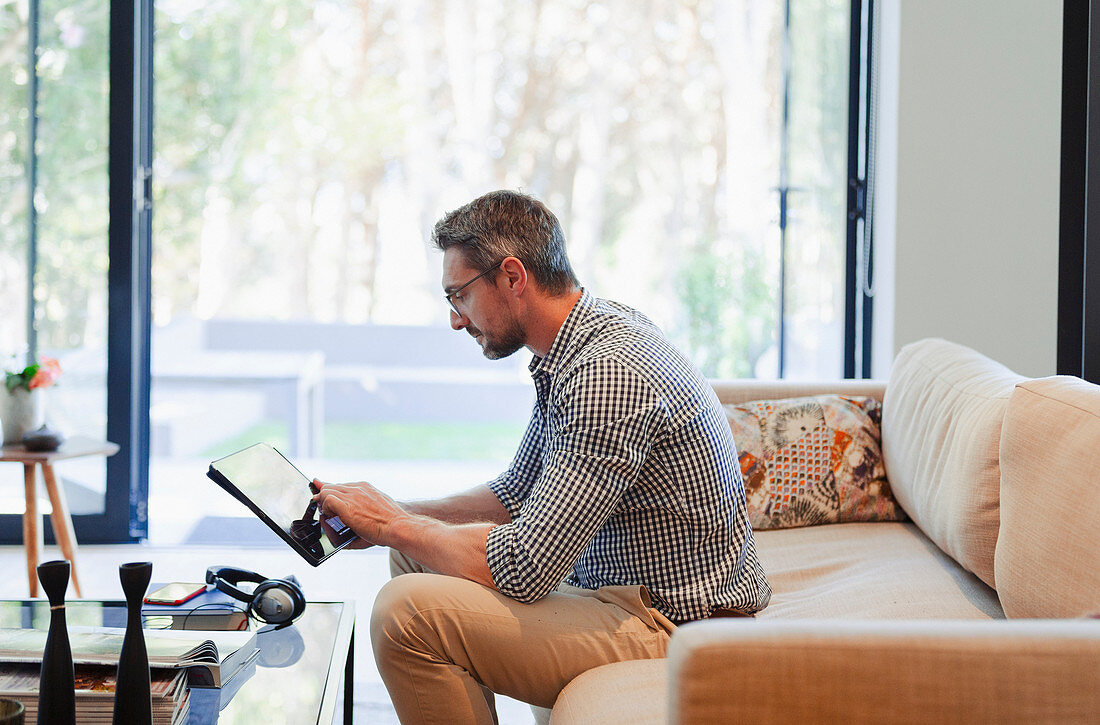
[450,308,468,330]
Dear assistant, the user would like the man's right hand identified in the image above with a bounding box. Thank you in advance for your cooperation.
[312,479,389,550]
[312,478,415,549]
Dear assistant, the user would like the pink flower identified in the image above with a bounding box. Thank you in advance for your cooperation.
[28,358,62,390]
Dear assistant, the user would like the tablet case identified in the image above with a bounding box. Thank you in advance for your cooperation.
[206,445,359,566]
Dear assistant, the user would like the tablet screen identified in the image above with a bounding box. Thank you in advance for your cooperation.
[208,443,359,563]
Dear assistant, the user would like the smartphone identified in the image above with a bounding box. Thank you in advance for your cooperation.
[143,582,208,606]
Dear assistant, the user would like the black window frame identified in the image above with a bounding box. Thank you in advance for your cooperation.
[1059,0,1100,383]
[844,0,876,379]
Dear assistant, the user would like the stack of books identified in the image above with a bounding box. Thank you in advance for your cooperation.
[0,663,189,725]
[0,626,259,724]
[0,627,258,688]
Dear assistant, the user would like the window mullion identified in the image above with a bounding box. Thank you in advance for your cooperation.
[26,0,40,360]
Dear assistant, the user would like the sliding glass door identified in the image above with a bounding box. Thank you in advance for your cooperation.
[0,0,149,545]
[0,0,116,542]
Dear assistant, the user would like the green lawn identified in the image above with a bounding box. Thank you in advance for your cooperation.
[204,420,526,462]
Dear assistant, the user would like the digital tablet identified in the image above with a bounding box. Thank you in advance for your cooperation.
[207,443,360,566]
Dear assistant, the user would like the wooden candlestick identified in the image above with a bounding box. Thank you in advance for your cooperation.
[112,561,153,725]
[37,560,76,725]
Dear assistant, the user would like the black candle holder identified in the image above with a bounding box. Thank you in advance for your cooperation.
[37,560,76,725]
[112,561,153,725]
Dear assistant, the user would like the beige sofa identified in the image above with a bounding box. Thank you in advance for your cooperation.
[548,338,1100,724]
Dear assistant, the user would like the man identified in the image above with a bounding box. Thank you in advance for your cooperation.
[313,190,770,724]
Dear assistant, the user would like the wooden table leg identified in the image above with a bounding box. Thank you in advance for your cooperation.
[41,462,82,598]
[23,463,42,598]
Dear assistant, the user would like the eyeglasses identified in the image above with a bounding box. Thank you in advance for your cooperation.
[444,262,502,315]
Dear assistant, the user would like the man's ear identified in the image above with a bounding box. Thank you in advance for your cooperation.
[499,256,527,298]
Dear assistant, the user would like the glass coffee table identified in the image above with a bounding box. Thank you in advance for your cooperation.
[0,598,355,724]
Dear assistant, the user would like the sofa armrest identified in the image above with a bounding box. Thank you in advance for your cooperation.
[668,619,1100,724]
[710,379,887,406]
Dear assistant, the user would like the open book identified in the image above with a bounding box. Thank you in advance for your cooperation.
[0,626,258,688]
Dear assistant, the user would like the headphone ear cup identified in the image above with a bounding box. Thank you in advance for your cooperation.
[281,576,306,616]
[282,577,307,622]
[251,578,306,625]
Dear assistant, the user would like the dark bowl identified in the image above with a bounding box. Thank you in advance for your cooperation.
[22,426,65,452]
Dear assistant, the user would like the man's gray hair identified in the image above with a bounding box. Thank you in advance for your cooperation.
[432,190,580,295]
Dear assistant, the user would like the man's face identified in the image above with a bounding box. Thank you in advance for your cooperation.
[441,249,526,360]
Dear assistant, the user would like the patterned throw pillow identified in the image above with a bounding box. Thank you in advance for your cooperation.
[724,395,906,530]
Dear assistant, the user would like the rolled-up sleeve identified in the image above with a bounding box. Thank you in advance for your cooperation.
[486,471,524,522]
[486,359,665,602]
[486,402,545,520]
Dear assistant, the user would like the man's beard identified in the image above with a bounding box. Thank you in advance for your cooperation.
[469,318,525,360]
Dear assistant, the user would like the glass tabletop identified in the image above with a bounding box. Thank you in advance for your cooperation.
[0,599,355,725]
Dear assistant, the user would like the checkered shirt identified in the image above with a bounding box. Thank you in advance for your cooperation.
[486,290,771,622]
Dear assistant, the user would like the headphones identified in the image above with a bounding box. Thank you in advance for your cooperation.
[205,566,306,627]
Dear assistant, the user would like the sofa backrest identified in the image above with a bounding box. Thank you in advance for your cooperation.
[882,339,1025,588]
[995,376,1100,618]
[711,380,887,406]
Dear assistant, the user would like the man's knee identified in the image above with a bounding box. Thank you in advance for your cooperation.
[370,572,451,662]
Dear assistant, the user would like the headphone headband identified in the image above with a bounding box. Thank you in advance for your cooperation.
[206,566,306,626]
[206,566,266,602]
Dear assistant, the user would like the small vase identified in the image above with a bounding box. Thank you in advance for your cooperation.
[113,562,154,725]
[37,560,76,725]
[1,388,45,445]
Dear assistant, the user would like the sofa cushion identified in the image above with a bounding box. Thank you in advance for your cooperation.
[995,376,1100,618]
[754,521,1003,619]
[724,395,904,529]
[549,658,666,725]
[550,522,1005,724]
[882,338,1025,588]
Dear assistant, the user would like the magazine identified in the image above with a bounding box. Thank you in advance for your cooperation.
[0,663,189,725]
[0,626,257,688]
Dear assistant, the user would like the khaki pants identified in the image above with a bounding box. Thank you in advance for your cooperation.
[371,550,676,725]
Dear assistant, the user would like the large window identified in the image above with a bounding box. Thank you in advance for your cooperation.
[152,0,851,376]
[2,0,869,544]
[144,0,857,542]
[1,0,111,528]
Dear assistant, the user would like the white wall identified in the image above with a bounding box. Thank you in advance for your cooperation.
[873,0,1064,378]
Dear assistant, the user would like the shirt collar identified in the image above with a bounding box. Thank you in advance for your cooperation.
[529,288,596,377]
